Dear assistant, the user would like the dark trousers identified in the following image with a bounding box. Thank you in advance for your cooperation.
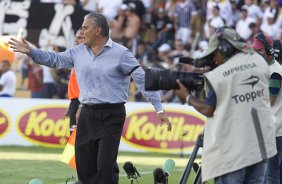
[266,136,282,184]
[75,103,126,184]
[69,98,80,133]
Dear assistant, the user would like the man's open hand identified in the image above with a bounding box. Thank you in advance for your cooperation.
[157,112,172,131]
[8,38,31,54]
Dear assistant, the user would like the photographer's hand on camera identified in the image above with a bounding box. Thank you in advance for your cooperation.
[175,79,190,104]
[175,79,215,117]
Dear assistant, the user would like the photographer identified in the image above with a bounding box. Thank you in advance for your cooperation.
[175,27,277,183]
[251,33,282,184]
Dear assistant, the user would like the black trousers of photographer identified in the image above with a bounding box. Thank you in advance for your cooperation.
[75,103,126,184]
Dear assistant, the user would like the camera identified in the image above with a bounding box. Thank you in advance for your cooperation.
[144,68,204,91]
[194,53,217,69]
[176,54,216,69]
[144,54,216,91]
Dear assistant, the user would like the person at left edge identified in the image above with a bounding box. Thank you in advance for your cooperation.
[8,12,172,184]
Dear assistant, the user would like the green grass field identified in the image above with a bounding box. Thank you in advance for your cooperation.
[0,146,211,184]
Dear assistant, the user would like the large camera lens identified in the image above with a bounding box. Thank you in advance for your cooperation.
[144,68,161,91]
[145,68,204,91]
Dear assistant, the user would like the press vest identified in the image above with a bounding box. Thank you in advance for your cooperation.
[201,52,277,181]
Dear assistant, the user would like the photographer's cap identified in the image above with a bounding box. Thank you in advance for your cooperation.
[197,27,253,60]
[196,34,218,60]
[252,33,273,51]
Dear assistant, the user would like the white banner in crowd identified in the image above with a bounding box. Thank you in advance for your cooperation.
[0,98,205,153]
[1,1,89,51]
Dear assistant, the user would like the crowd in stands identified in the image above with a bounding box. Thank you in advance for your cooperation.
[1,0,282,101]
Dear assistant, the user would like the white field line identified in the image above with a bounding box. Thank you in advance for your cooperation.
[0,151,201,183]
[0,152,201,184]
[55,169,186,184]
[119,168,184,177]
[0,152,60,161]
[0,152,199,168]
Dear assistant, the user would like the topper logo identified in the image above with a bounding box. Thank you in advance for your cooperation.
[122,110,205,152]
[17,106,69,147]
[0,110,10,137]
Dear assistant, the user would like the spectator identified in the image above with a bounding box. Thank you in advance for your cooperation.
[230,0,241,27]
[0,60,16,97]
[124,0,146,22]
[16,54,28,90]
[40,40,60,99]
[97,0,123,21]
[206,0,233,27]
[192,39,208,58]
[262,0,281,28]
[42,66,57,98]
[140,0,152,24]
[260,11,281,40]
[110,4,127,44]
[260,0,270,12]
[52,68,70,99]
[27,61,43,98]
[135,41,150,66]
[205,5,225,38]
[174,0,197,46]
[236,6,256,41]
[248,22,261,44]
[150,7,174,52]
[169,39,189,64]
[243,0,263,25]
[165,0,176,21]
[80,0,98,12]
[124,3,141,54]
[157,43,173,69]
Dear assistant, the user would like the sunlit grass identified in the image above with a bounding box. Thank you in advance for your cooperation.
[0,146,210,184]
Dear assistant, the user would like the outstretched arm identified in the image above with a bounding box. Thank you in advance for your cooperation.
[9,38,74,68]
